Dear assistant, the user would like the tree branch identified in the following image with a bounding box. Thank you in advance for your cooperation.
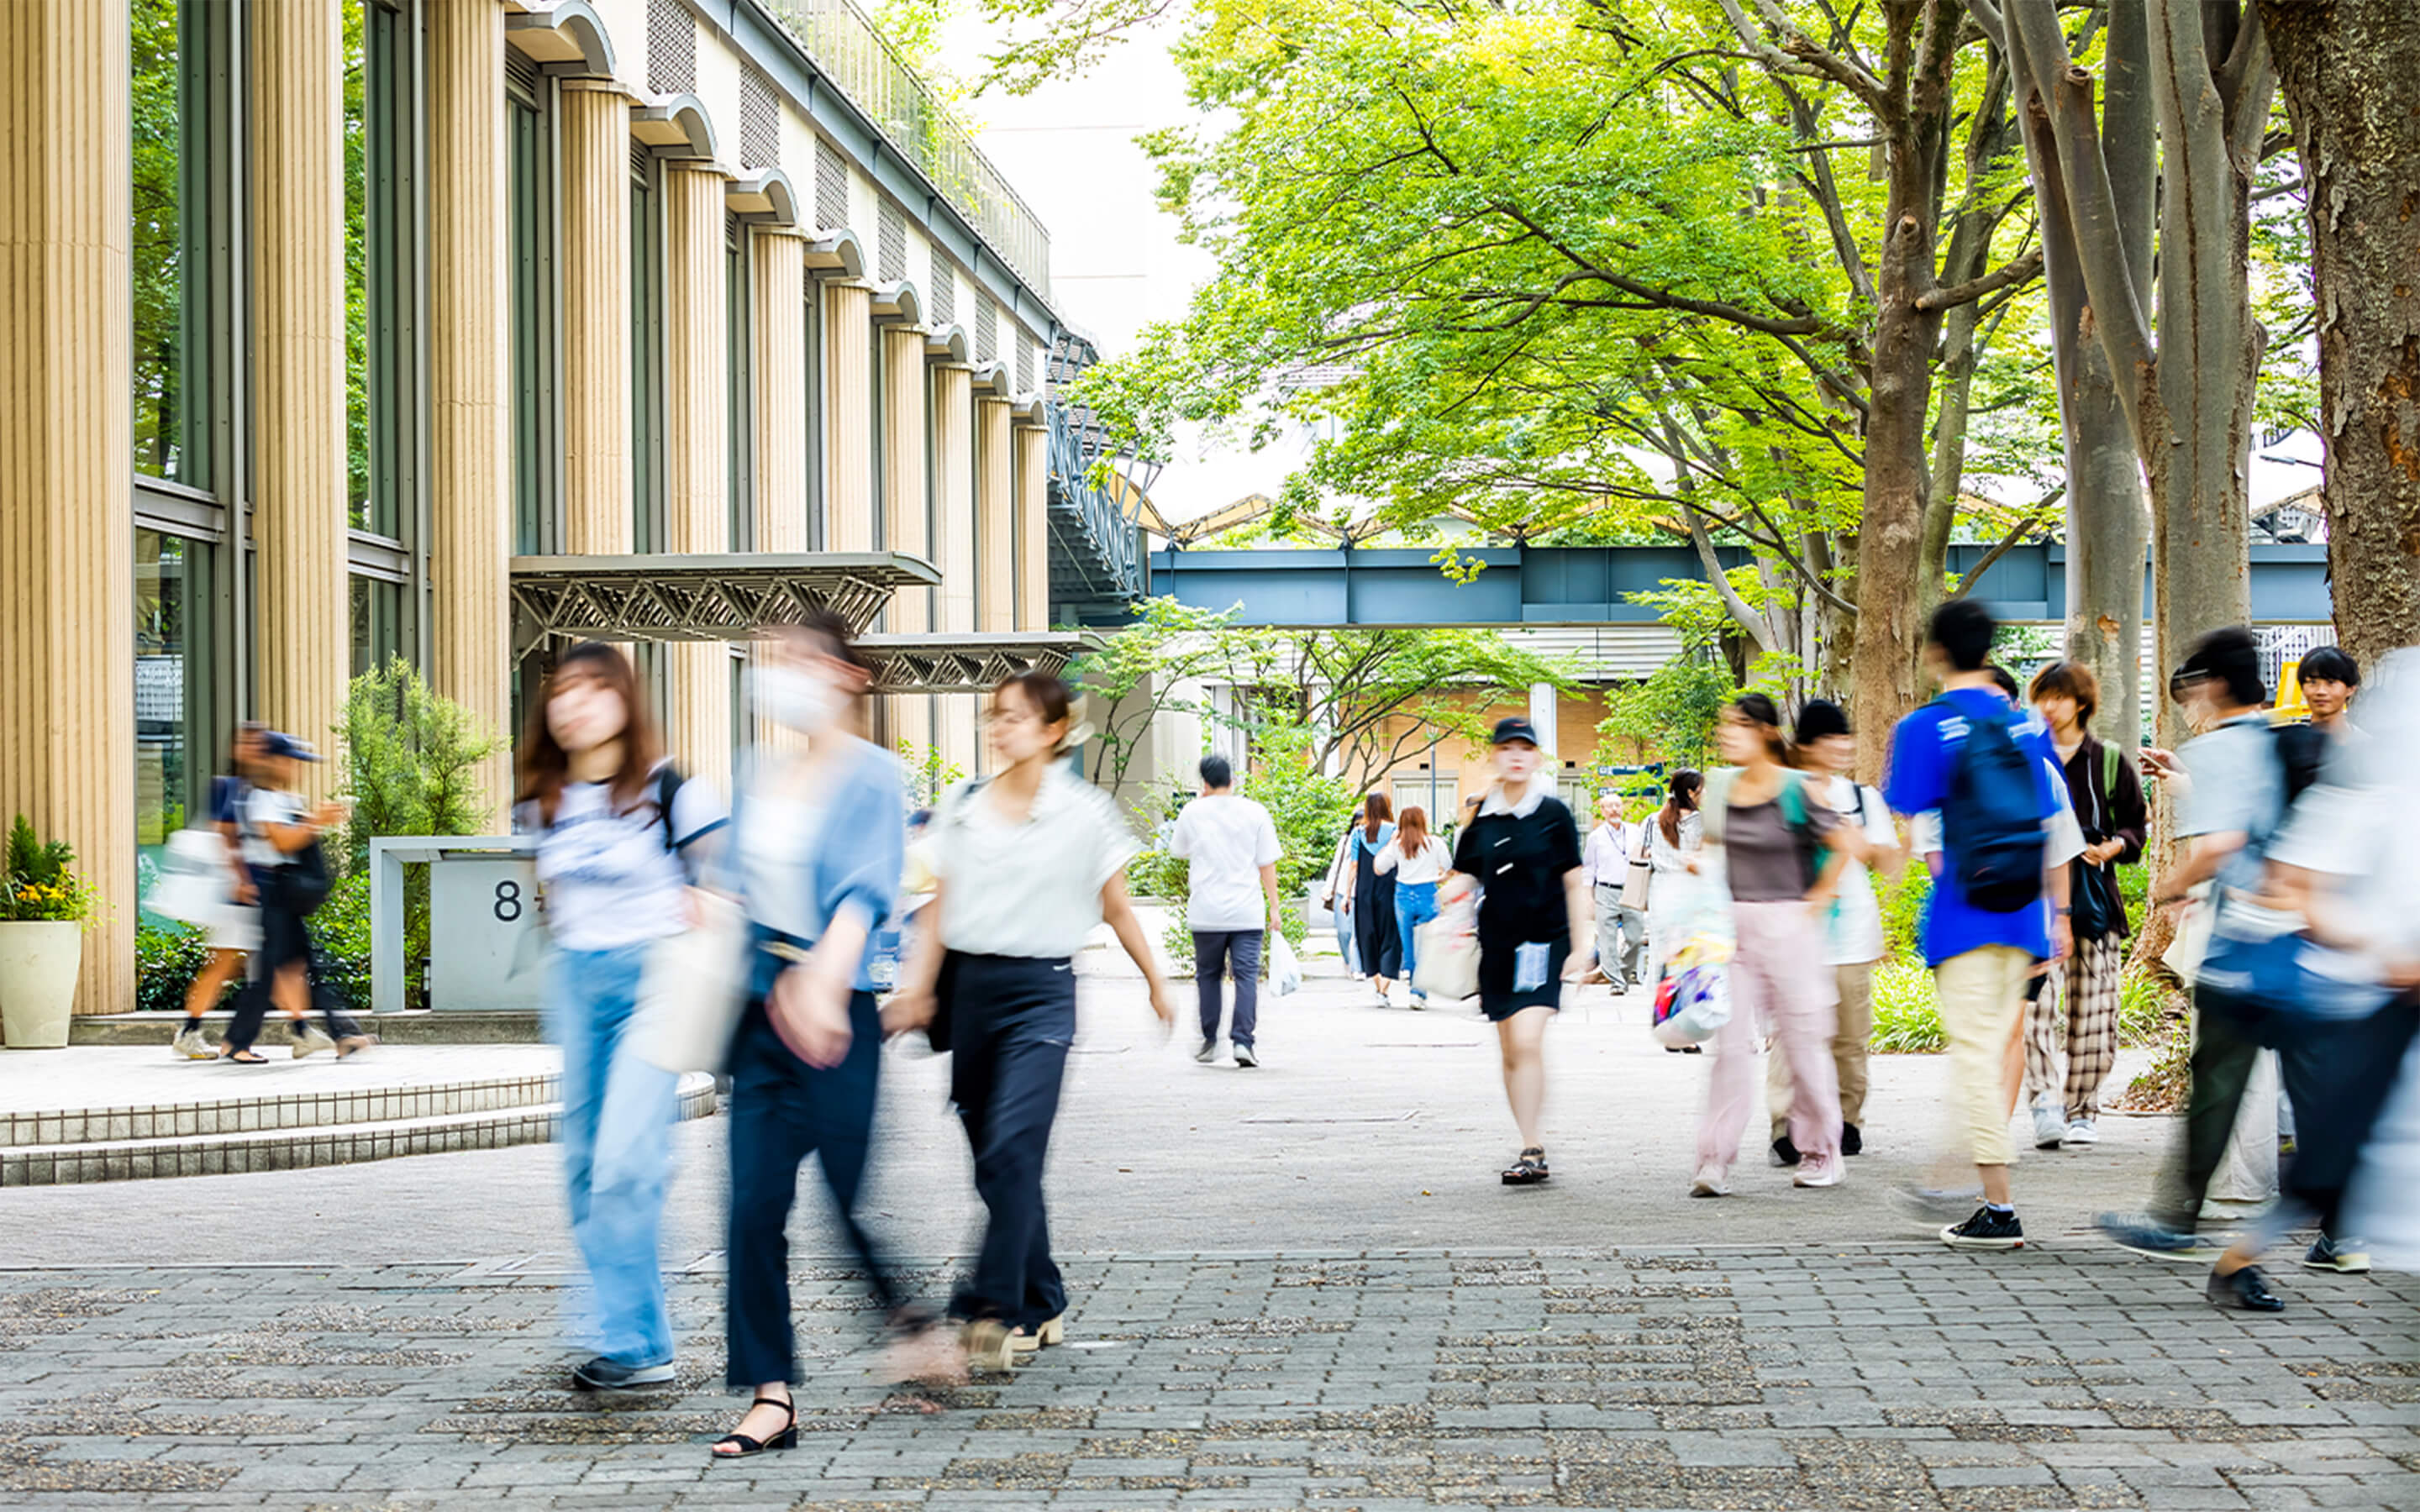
[1945,486,2066,601]
[1718,0,1898,113]
[1915,245,2044,310]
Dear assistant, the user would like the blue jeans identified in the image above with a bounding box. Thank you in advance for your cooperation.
[1395,881,1439,1000]
[551,944,679,1368]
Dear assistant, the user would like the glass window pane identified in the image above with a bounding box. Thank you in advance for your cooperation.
[351,575,401,676]
[345,0,369,528]
[511,93,546,554]
[134,530,192,916]
[129,0,205,484]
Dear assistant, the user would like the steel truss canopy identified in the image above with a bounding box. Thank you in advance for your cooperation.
[855,633,1093,694]
[508,553,942,656]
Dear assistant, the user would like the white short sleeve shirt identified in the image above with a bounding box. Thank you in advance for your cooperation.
[1170,793,1281,932]
[931,767,1143,958]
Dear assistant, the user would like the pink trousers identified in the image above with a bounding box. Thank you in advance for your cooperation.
[1697,900,1842,1173]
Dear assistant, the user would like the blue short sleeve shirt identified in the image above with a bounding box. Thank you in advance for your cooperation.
[1884,686,2061,965]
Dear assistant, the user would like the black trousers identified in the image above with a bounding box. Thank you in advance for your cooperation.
[1192,929,1262,1047]
[2153,987,2420,1236]
[723,991,899,1388]
[223,902,362,1053]
[943,952,1075,1330]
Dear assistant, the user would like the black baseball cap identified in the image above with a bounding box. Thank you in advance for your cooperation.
[1491,717,1540,748]
[259,731,321,762]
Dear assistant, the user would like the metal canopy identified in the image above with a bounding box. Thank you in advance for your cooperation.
[508,552,941,655]
[856,632,1092,694]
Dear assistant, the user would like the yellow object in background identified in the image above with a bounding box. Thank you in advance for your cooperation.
[2272,659,2309,724]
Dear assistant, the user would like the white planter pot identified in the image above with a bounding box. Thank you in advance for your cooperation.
[0,920,82,1049]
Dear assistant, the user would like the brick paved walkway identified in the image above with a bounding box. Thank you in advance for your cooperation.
[4,1244,2416,1510]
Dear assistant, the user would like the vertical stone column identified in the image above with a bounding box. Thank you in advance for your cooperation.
[1013,420,1050,630]
[425,0,512,824]
[823,283,873,551]
[661,164,729,793]
[932,365,978,773]
[750,230,808,757]
[560,83,630,555]
[882,326,932,756]
[0,0,134,1016]
[250,0,350,785]
[975,398,1013,633]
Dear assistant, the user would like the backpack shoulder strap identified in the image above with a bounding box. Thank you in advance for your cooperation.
[655,764,686,852]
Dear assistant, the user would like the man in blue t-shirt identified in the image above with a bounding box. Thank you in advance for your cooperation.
[1883,600,2064,1251]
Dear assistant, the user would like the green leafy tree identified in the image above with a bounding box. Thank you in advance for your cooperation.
[337,658,502,873]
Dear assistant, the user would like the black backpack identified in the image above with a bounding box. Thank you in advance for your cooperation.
[1939,701,2047,913]
[276,837,334,916]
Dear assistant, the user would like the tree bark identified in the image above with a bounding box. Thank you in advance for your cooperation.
[1848,1,1961,780]
[2257,0,2420,668]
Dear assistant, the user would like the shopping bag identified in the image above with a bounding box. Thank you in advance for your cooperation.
[145,827,236,926]
[1268,932,1303,997]
[1413,882,1481,1001]
[625,890,750,1074]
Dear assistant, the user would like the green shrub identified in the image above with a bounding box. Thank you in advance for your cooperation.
[1867,962,1946,1053]
[339,657,502,873]
[135,921,220,1014]
[1160,917,1196,978]
[1879,865,1931,965]
[310,873,378,1014]
[2118,964,2181,1050]
[1126,848,1189,902]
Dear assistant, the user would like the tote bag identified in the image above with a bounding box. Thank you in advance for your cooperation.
[625,889,751,1074]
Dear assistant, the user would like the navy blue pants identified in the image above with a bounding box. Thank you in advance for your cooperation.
[943,953,1075,1330]
[1192,929,1261,1048]
[724,990,901,1387]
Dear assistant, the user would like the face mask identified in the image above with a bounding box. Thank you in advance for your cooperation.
[749,664,841,734]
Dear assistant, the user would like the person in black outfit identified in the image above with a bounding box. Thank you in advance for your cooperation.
[1340,794,1402,1005]
[1450,717,1592,1184]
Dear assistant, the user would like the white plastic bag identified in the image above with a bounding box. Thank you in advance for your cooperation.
[1413,879,1481,1001]
[1651,956,1733,1047]
[145,827,236,926]
[625,890,750,1074]
[1268,932,1302,997]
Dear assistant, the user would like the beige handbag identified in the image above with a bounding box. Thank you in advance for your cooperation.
[1618,820,1653,911]
[626,890,751,1074]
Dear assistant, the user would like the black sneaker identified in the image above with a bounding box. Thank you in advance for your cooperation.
[1841,1122,1863,1158]
[571,1355,675,1392]
[1233,1043,1259,1068]
[2207,1265,2285,1312]
[1941,1205,2025,1250]
[1768,1135,1802,1168]
[2302,1235,2370,1273]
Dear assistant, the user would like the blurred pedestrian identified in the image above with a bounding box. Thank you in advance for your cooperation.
[218,732,366,1063]
[171,723,265,1059]
[717,612,955,1459]
[1339,794,1402,1006]
[1882,601,2065,1250]
[1692,695,1865,1196]
[1376,805,1451,1007]
[884,671,1176,1371]
[1583,792,1648,993]
[1643,769,1704,989]
[1450,717,1591,1185]
[1171,753,1282,1067]
[2024,662,2147,1150]
[1767,699,1902,1163]
[517,643,727,1392]
[1320,823,1360,977]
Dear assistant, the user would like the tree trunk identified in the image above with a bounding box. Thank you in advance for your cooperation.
[2257,0,2420,668]
[2140,0,2271,748]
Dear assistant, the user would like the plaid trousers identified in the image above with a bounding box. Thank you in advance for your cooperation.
[2023,932,2123,1121]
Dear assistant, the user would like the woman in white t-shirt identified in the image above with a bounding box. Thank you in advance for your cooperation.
[1374,806,1451,1005]
[884,671,1176,1370]
[515,643,727,1395]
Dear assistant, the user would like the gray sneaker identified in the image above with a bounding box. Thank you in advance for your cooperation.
[1233,1044,1259,1068]
[291,1024,337,1059]
[1193,1038,1218,1064]
[171,1024,217,1060]
[2031,1102,2065,1150]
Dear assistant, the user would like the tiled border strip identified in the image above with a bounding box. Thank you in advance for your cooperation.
[1,1074,563,1148]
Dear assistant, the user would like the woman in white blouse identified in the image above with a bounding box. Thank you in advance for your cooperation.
[1644,769,1705,988]
[885,671,1176,1371]
[1374,806,1452,1005]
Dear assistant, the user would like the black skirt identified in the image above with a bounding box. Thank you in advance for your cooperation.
[1352,857,1401,979]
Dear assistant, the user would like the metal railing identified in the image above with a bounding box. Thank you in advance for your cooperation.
[756,0,1052,297]
[1047,403,1144,601]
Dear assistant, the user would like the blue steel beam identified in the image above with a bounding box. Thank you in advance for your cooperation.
[1128,543,2334,629]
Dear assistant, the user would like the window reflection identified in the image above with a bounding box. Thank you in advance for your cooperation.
[130,0,203,482]
[135,531,191,914]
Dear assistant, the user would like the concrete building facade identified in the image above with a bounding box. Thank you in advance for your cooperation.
[5,0,1112,1014]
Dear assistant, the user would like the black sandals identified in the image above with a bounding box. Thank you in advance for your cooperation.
[711,1395,797,1458]
[1501,1147,1550,1185]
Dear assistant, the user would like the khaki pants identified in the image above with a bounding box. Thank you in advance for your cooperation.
[1934,945,2033,1167]
[1769,959,1875,1138]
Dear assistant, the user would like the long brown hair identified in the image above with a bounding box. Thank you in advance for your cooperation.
[1397,805,1428,854]
[1729,692,1792,767]
[1360,791,1392,842]
[517,642,663,827]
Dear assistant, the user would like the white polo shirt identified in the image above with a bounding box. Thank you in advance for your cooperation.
[930,767,1142,958]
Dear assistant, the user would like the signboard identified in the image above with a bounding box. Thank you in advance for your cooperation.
[428,855,549,1012]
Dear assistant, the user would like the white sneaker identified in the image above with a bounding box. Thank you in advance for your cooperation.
[2065,1118,2099,1145]
[1689,1165,1730,1198]
[2031,1103,2065,1150]
[1793,1154,1845,1189]
[291,1024,337,1059]
[171,1025,217,1060]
